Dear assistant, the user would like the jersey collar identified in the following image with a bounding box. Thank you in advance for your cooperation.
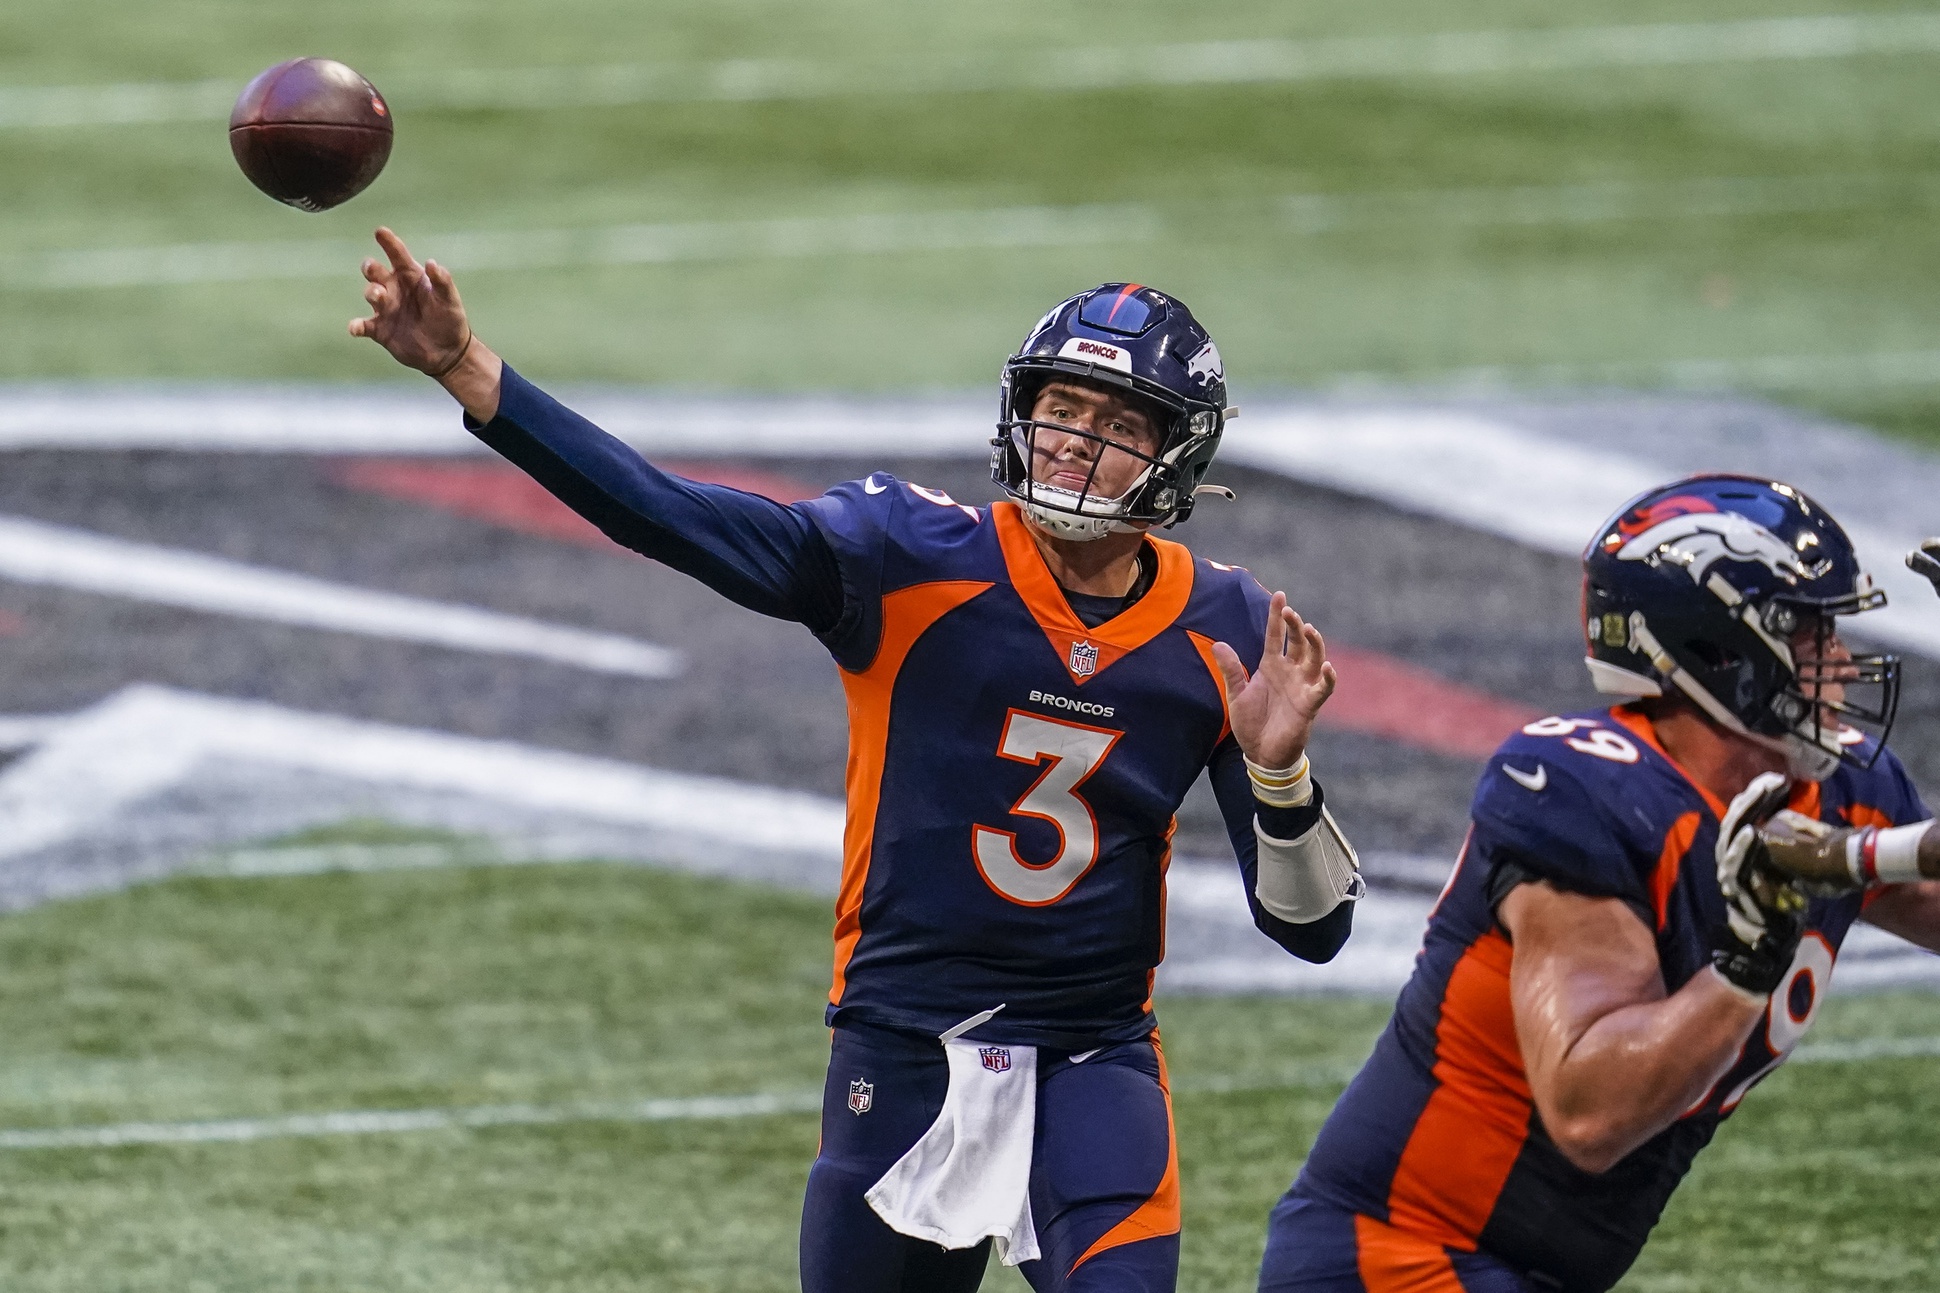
[992,501,1195,686]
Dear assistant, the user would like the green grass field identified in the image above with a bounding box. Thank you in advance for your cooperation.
[0,832,1937,1291]
[4,0,1940,445]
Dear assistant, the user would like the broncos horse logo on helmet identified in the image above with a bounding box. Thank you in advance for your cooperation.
[1583,474,1900,781]
[993,283,1231,541]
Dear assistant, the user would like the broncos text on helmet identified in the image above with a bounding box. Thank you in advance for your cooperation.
[993,283,1230,541]
[1582,473,1900,781]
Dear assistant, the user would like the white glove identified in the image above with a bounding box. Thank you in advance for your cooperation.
[1715,771,1796,948]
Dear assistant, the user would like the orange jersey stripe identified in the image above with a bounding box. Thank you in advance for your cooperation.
[1071,1033,1181,1272]
[1354,1213,1470,1293]
[828,579,993,1005]
[1648,811,1703,930]
[1385,929,1531,1249]
[1607,706,1727,818]
[1185,630,1235,744]
[992,502,1194,686]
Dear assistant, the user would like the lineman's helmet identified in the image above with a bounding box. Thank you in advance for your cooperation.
[1582,474,1899,781]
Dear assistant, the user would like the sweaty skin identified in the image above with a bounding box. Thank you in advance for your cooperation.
[348,227,1335,772]
[1499,702,1777,1175]
[1502,629,1940,1175]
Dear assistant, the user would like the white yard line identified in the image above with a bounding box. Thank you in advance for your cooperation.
[4,203,1156,291]
[8,174,1933,290]
[1331,349,1940,394]
[0,1029,1929,1151]
[0,515,679,679]
[0,685,845,864]
[4,14,1939,129]
[0,1090,824,1150]
[0,716,65,752]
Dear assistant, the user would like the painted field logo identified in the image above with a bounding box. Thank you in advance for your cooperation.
[979,1047,1012,1074]
[1068,640,1099,678]
[848,1079,874,1114]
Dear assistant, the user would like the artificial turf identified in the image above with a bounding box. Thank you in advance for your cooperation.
[2,0,1940,446]
[0,841,1935,1291]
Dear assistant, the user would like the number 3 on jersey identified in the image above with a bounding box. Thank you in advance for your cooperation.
[973,709,1123,906]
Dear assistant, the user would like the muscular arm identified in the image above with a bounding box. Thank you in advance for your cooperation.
[1500,881,1766,1174]
[1207,739,1353,963]
[470,366,846,632]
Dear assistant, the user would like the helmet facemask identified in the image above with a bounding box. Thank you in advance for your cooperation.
[993,362,1221,542]
[1763,600,1899,779]
[995,408,1214,542]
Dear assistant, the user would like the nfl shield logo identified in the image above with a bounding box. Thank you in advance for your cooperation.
[1068,640,1099,678]
[979,1046,1012,1074]
[848,1078,873,1115]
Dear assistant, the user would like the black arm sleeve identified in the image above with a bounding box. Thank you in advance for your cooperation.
[467,365,846,632]
[1206,737,1354,963]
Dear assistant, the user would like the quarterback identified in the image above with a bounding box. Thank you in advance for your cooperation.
[1258,474,1940,1293]
[348,229,1364,1292]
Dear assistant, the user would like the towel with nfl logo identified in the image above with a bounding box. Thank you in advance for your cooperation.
[864,1039,1040,1265]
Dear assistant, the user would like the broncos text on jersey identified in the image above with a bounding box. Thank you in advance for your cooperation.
[796,474,1275,1049]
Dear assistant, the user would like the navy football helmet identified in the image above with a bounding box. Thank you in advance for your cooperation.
[993,283,1229,540]
[1582,474,1899,780]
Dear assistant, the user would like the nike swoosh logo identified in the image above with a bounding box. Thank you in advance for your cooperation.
[1069,1049,1100,1064]
[1503,763,1547,792]
[863,476,887,494]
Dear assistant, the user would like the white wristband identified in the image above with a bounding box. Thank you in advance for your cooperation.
[1847,822,1932,885]
[1246,753,1313,808]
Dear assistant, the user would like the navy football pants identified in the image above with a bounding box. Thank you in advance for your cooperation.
[801,1021,1179,1293]
[1258,1196,1534,1293]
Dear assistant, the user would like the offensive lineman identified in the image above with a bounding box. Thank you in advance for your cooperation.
[348,229,1365,1292]
[1257,475,1940,1293]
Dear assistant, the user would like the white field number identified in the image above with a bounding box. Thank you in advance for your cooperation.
[973,710,1122,906]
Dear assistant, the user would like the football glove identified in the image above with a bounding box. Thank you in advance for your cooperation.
[1712,771,1807,995]
[1907,539,1940,596]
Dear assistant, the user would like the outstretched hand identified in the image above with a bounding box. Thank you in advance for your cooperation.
[1210,592,1336,770]
[348,228,472,376]
[1908,539,1940,596]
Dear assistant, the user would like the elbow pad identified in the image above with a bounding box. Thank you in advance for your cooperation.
[1255,806,1365,924]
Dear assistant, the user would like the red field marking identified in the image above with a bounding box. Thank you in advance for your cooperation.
[1324,645,1543,761]
[331,458,822,550]
[0,610,22,638]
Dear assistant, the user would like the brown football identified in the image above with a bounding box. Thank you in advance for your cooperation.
[230,59,393,212]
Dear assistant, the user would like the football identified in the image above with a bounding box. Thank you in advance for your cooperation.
[229,58,393,212]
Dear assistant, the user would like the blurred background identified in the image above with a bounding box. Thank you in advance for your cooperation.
[3,1,1940,1289]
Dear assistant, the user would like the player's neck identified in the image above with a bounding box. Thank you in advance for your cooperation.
[1025,523,1148,597]
[1648,704,1789,805]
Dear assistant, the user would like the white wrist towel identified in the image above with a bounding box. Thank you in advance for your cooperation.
[864,1039,1041,1266]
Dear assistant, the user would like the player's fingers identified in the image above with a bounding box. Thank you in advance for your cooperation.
[1301,622,1328,678]
[374,227,423,283]
[1209,640,1250,699]
[1316,660,1338,703]
[348,316,372,338]
[1264,592,1289,659]
[1282,606,1309,662]
[426,260,462,306]
[364,282,386,309]
[361,257,393,286]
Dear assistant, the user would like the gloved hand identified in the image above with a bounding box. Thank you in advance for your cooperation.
[1906,539,1940,596]
[1712,771,1807,995]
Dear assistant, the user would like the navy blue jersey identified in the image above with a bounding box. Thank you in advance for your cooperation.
[1294,705,1928,1292]
[470,367,1352,1050]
